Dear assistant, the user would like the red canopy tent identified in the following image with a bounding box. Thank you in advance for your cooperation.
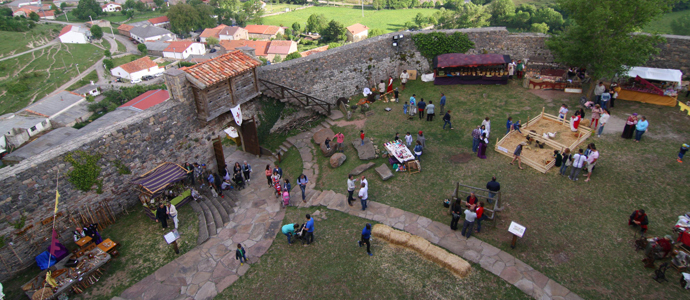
[432,53,511,85]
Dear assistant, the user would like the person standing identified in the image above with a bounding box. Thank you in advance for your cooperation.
[387,75,394,94]
[394,132,400,142]
[416,131,426,148]
[155,203,168,229]
[358,182,369,211]
[591,104,602,129]
[471,125,481,153]
[584,144,599,182]
[426,100,435,121]
[409,94,416,109]
[475,202,487,233]
[597,109,610,137]
[282,223,299,244]
[610,83,620,108]
[166,203,179,230]
[481,117,491,136]
[480,125,489,139]
[461,205,477,239]
[403,101,409,115]
[413,140,423,160]
[559,148,571,176]
[621,113,638,139]
[361,175,368,189]
[569,111,581,132]
[506,117,513,134]
[486,177,500,204]
[185,163,195,186]
[194,163,203,187]
[273,164,283,178]
[594,82,606,104]
[600,89,611,110]
[554,150,563,168]
[466,192,478,206]
[678,143,689,163]
[450,199,462,230]
[477,133,488,159]
[235,244,247,265]
[508,60,516,78]
[333,132,345,152]
[303,214,315,245]
[297,174,308,202]
[394,87,399,103]
[443,110,453,130]
[516,60,524,79]
[378,80,385,94]
[265,165,272,187]
[405,132,413,146]
[635,116,649,142]
[510,142,524,169]
[347,175,358,206]
[400,70,409,91]
[242,161,252,184]
[558,104,569,119]
[358,223,373,256]
[439,93,446,115]
[360,130,365,146]
[569,149,586,181]
[417,98,426,120]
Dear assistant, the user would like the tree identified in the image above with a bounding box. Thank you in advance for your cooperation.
[273,55,282,63]
[138,43,148,55]
[510,10,531,28]
[0,7,12,17]
[488,0,515,24]
[291,22,301,32]
[154,0,165,7]
[60,2,68,11]
[284,52,301,61]
[320,20,346,43]
[372,0,383,10]
[124,0,136,10]
[103,59,114,70]
[414,13,429,28]
[515,3,536,15]
[168,3,216,35]
[206,37,219,46]
[671,15,690,35]
[409,0,420,8]
[305,13,327,33]
[546,0,672,94]
[50,4,61,14]
[28,11,39,21]
[435,3,491,29]
[368,28,385,38]
[134,1,147,11]
[530,22,548,33]
[73,0,104,20]
[532,8,564,31]
[104,49,112,58]
[91,25,103,39]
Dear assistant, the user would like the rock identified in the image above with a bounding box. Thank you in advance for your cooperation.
[351,139,376,160]
[375,164,394,181]
[320,142,335,157]
[346,111,352,120]
[349,162,376,176]
[313,128,335,145]
[330,153,346,168]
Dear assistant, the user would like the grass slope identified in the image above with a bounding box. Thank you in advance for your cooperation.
[643,10,690,34]
[312,79,690,299]
[0,24,62,57]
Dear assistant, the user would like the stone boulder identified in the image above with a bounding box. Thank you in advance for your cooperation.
[375,164,394,181]
[320,142,335,157]
[349,162,375,176]
[330,153,346,168]
[351,139,376,160]
[313,128,335,145]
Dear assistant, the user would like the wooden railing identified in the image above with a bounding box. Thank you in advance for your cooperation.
[258,79,331,115]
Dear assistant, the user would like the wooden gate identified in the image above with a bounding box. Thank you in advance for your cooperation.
[241,117,260,155]
[212,137,226,174]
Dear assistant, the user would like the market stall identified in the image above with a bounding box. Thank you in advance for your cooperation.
[130,162,192,220]
[384,141,415,163]
[433,54,511,85]
[617,67,681,107]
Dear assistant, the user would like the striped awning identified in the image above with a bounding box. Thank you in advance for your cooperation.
[131,162,190,196]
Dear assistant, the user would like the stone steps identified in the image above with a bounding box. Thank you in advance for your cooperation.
[328,110,344,121]
[324,119,336,126]
[218,193,236,214]
[203,197,224,235]
[197,199,217,237]
[208,196,230,224]
[279,145,289,153]
[189,200,209,245]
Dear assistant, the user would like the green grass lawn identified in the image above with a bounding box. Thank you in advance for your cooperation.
[311,79,690,300]
[259,6,439,32]
[275,148,304,185]
[217,207,528,299]
[115,40,126,53]
[0,24,62,57]
[264,3,307,14]
[67,70,99,91]
[0,43,104,115]
[643,9,690,34]
[2,205,198,300]
[124,11,168,24]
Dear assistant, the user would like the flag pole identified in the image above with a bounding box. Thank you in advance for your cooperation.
[40,168,60,300]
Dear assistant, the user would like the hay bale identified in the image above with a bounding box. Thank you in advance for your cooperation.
[425,245,450,267]
[445,255,472,278]
[388,230,411,245]
[406,235,431,253]
[372,224,392,241]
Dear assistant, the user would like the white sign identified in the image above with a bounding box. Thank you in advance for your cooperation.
[498,146,509,153]
[164,230,180,244]
[223,127,239,138]
[508,221,526,238]
[230,104,243,126]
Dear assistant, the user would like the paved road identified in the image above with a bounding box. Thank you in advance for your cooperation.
[111,34,140,54]
[0,39,58,62]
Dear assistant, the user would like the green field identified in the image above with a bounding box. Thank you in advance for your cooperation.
[263,3,307,14]
[0,24,62,57]
[643,9,690,34]
[0,43,103,115]
[67,70,99,91]
[259,6,439,32]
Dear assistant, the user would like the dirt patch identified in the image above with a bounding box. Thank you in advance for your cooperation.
[550,250,570,265]
[333,118,366,129]
[528,89,580,103]
[497,131,556,166]
[449,153,473,164]
[524,117,585,148]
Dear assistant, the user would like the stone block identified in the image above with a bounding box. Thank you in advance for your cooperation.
[351,139,376,160]
[329,153,346,168]
[320,142,335,157]
[313,128,335,145]
[349,162,375,176]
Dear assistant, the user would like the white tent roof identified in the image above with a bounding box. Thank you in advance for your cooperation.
[627,67,682,84]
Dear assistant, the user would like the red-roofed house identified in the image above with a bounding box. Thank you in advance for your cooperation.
[219,26,248,41]
[300,45,329,58]
[220,40,271,59]
[37,10,55,20]
[199,25,226,43]
[346,23,369,42]
[266,40,298,60]
[118,89,169,111]
[59,25,91,44]
[148,16,170,29]
[245,25,284,40]
[12,6,53,18]
[163,41,206,59]
[101,2,122,12]
[118,24,134,37]
[110,56,164,81]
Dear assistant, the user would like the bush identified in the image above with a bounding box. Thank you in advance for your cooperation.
[6,82,28,94]
[284,52,302,61]
[411,31,475,59]
[179,61,196,67]
[64,150,102,192]
[671,15,690,36]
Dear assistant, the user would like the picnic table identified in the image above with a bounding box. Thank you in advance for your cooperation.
[384,141,415,164]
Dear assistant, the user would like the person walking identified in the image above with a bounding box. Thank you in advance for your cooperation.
[242,161,252,184]
[439,93,446,115]
[358,182,369,211]
[347,175,358,206]
[471,125,481,152]
[482,117,491,136]
[358,223,373,256]
[265,165,273,187]
[597,109,610,137]
[417,98,426,120]
[416,131,426,148]
[569,149,587,181]
[559,148,571,176]
[678,143,689,163]
[486,176,500,204]
[426,101,435,121]
[442,110,453,130]
[409,94,416,111]
[450,199,462,230]
[333,132,345,152]
[477,133,488,159]
[461,205,477,239]
[403,101,409,115]
[303,214,315,245]
[360,130,365,146]
[476,202,487,233]
[282,223,299,244]
[584,144,599,182]
[621,113,638,139]
[297,174,308,202]
[635,116,649,142]
[400,70,409,91]
[166,203,179,230]
[235,244,247,265]
[510,142,525,169]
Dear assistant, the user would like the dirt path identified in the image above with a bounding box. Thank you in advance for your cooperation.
[0,39,58,62]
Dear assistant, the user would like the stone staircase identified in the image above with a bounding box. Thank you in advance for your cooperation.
[269,110,344,161]
[189,191,238,245]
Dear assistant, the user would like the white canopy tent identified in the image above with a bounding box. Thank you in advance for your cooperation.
[627,67,682,85]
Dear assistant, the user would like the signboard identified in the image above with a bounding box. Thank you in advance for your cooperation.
[224,126,239,138]
[230,104,243,126]
[497,146,509,153]
[164,230,180,244]
[508,221,526,238]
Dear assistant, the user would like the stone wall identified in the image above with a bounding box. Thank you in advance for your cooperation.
[646,34,690,76]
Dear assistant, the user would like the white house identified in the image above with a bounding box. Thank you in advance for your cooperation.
[346,23,369,43]
[72,82,100,97]
[163,41,206,59]
[0,113,50,149]
[219,26,248,41]
[129,25,174,43]
[101,2,122,12]
[59,25,91,44]
[110,56,164,80]
[148,16,170,28]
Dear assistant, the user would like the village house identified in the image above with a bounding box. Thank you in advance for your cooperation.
[346,23,369,43]
[0,113,49,150]
[220,40,270,60]
[58,25,91,44]
[244,24,284,40]
[163,41,206,59]
[22,91,86,121]
[266,40,298,60]
[219,26,248,41]
[101,2,122,12]
[144,40,170,56]
[117,23,134,37]
[36,10,55,20]
[199,24,225,43]
[110,56,164,80]
[11,5,37,17]
[129,25,174,43]
[72,83,100,97]
[118,89,170,112]
[148,16,170,29]
[300,45,329,58]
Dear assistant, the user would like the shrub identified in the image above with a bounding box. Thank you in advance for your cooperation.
[411,31,475,59]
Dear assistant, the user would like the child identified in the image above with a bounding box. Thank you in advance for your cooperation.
[235,243,247,265]
[394,88,399,103]
[274,180,282,198]
[553,150,563,167]
[558,104,569,119]
[360,130,365,146]
[324,137,331,151]
[506,117,513,134]
[394,132,400,142]
[513,120,522,133]
[282,190,290,208]
[403,102,408,115]
[679,143,689,163]
[405,132,412,146]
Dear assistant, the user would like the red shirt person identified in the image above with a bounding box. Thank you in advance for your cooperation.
[629,209,648,233]
[466,193,478,206]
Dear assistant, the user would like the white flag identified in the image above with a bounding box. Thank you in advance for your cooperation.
[230,104,242,126]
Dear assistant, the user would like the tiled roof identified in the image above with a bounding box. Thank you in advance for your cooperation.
[266,40,295,55]
[37,10,54,17]
[148,16,169,25]
[119,89,169,111]
[59,25,72,37]
[182,50,260,88]
[245,25,280,35]
[219,26,243,36]
[117,56,158,74]
[118,23,134,31]
[347,23,369,35]
[200,25,226,38]
[300,45,329,57]
[219,40,269,56]
[101,2,120,8]
[164,41,195,53]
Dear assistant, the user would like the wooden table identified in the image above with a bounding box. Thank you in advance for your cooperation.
[76,236,92,247]
[97,239,117,253]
